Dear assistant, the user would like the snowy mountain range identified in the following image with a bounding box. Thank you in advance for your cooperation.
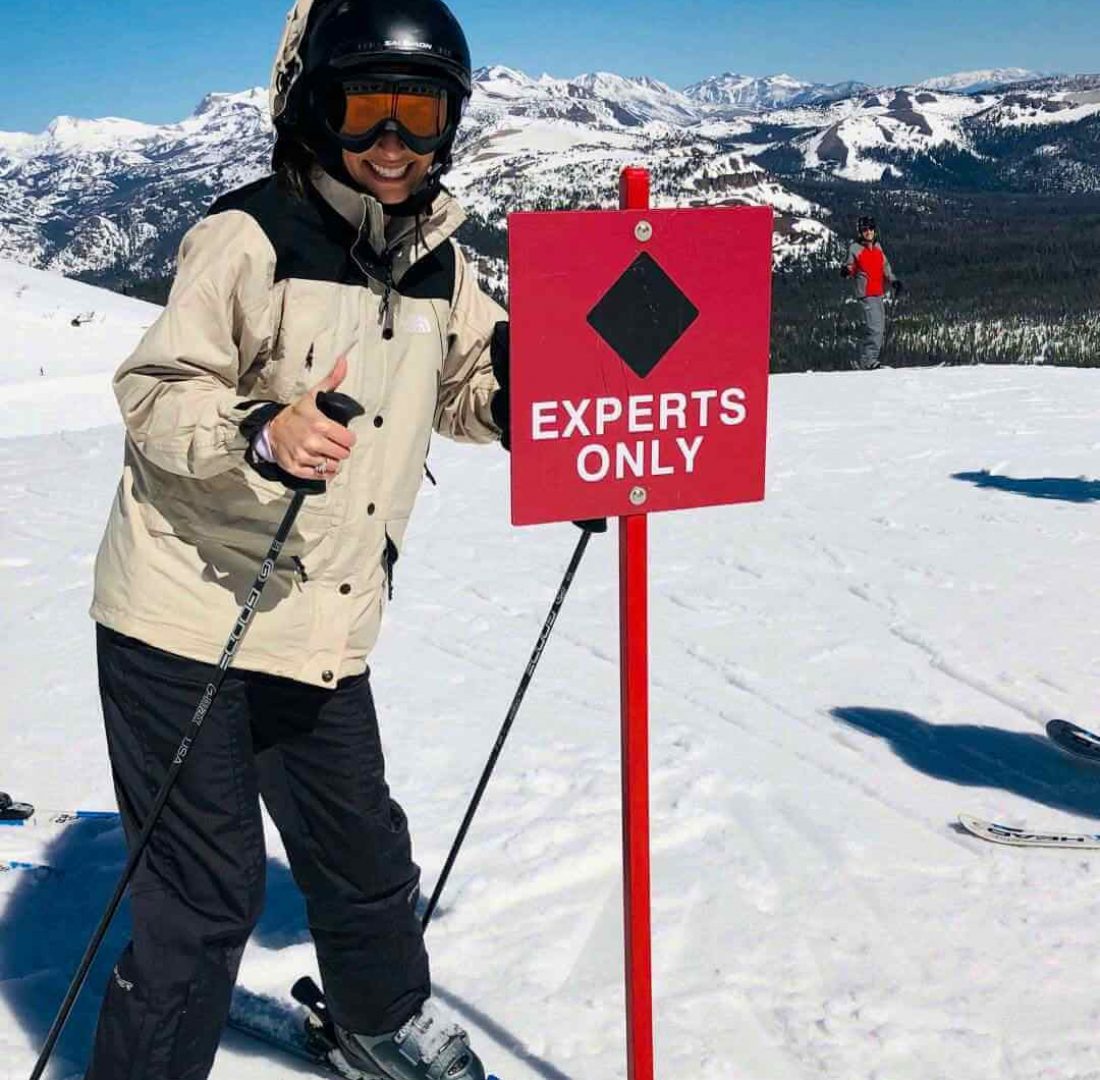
[0,67,1097,292]
[683,73,872,110]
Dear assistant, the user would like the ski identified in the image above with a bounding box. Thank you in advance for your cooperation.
[1046,719,1100,764]
[0,860,53,877]
[0,809,120,828]
[227,978,501,1079]
[958,813,1100,849]
[0,793,119,828]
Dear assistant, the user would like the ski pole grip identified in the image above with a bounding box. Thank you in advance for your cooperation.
[316,391,365,429]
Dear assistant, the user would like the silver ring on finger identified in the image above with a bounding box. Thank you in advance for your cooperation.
[314,460,327,477]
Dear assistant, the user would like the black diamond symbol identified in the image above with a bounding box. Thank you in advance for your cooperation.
[587,252,699,378]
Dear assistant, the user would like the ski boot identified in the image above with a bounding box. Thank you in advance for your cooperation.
[333,1000,486,1080]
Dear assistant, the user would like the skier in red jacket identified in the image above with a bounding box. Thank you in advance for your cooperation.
[841,216,904,370]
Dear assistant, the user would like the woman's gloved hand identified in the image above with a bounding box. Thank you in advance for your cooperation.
[490,322,605,534]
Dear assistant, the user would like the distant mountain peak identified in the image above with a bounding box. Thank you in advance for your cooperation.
[473,65,532,85]
[682,72,859,110]
[918,68,1044,94]
[191,89,268,119]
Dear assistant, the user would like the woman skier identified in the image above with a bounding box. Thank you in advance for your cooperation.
[84,0,507,1077]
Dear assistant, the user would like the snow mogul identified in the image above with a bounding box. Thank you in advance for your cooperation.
[85,1,511,1077]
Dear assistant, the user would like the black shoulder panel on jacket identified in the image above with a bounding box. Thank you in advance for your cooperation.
[396,239,455,302]
[208,175,276,217]
[207,176,457,297]
[207,175,357,286]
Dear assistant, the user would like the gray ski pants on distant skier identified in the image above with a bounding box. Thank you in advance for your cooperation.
[857,296,885,370]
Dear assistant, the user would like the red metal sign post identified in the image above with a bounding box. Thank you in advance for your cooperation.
[507,168,772,1080]
[618,166,654,1080]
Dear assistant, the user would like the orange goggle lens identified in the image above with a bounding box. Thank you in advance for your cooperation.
[341,88,449,139]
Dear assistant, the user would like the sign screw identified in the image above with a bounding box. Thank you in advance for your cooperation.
[634,221,653,243]
[629,486,648,506]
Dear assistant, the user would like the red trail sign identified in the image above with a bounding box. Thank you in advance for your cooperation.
[508,204,773,525]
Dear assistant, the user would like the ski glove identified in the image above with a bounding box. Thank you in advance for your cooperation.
[489,322,606,535]
[839,264,853,279]
[490,320,511,451]
[892,280,905,297]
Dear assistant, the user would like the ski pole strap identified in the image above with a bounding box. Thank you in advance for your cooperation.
[421,528,594,929]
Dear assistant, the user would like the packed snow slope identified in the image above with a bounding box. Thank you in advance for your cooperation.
[3,267,1100,1080]
[0,261,158,437]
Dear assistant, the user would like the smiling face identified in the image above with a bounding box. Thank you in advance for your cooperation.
[342,133,435,206]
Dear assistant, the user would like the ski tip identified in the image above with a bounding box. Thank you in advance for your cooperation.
[1047,719,1100,756]
[0,800,35,823]
[1046,718,1095,740]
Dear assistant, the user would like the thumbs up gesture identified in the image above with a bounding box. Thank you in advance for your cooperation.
[267,354,358,481]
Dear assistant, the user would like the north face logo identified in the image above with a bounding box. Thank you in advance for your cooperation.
[403,314,434,335]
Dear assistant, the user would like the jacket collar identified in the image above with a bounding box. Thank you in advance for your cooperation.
[309,166,466,260]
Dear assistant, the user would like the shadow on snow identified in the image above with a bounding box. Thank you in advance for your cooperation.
[0,821,571,1079]
[952,470,1100,503]
[831,707,1100,820]
[0,819,306,1076]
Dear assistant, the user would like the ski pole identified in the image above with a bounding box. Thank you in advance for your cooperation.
[29,391,363,1080]
[422,526,595,929]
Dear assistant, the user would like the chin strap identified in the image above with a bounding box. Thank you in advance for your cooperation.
[376,162,445,218]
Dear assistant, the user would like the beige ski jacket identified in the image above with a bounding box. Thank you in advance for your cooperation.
[90,166,505,687]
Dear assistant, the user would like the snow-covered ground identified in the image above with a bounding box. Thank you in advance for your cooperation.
[3,263,1100,1080]
[0,262,158,437]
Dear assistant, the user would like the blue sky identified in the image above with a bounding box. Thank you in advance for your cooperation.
[3,0,1096,132]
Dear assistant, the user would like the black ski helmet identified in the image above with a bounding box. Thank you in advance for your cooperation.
[857,215,877,234]
[273,0,473,210]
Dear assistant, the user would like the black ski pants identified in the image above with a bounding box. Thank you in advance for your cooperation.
[84,625,430,1080]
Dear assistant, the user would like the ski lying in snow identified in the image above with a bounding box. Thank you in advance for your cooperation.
[0,793,119,828]
[0,860,53,877]
[1046,719,1100,764]
[0,809,120,828]
[958,813,1100,849]
[228,978,502,1079]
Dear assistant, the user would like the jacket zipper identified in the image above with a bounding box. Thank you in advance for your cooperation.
[380,263,395,341]
[349,211,397,341]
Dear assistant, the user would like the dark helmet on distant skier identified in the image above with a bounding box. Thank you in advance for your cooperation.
[270,0,473,210]
[857,215,877,234]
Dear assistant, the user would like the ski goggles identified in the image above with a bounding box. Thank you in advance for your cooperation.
[326,80,453,156]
